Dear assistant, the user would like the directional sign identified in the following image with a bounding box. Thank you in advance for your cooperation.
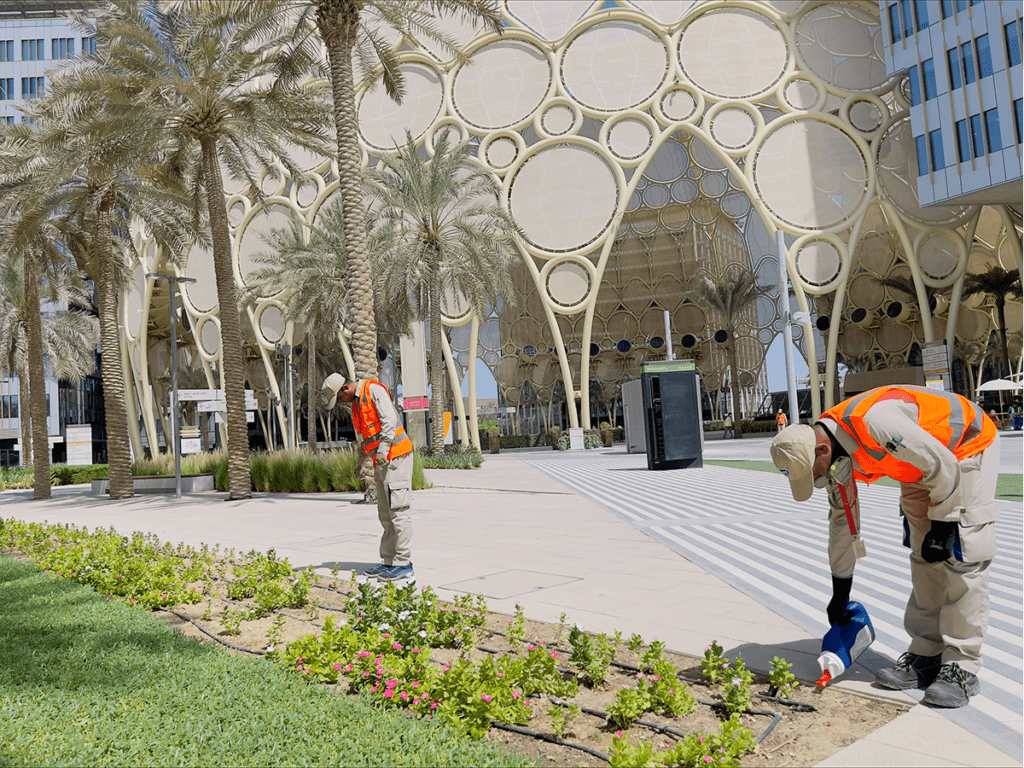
[175,389,255,401]
[198,397,258,412]
[214,411,255,423]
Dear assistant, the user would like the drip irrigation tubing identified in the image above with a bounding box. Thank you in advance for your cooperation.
[488,721,610,762]
[756,693,817,712]
[159,608,265,656]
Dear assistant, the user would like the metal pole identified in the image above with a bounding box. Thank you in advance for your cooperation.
[776,231,800,426]
[148,273,195,498]
[663,309,674,361]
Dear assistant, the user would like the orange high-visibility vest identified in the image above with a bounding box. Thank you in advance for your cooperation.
[823,386,996,484]
[351,379,413,463]
[776,412,787,427]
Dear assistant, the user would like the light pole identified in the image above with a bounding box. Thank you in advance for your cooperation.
[776,230,800,426]
[148,272,196,498]
[274,341,294,450]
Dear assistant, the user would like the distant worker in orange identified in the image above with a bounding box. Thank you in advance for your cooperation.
[323,373,416,584]
[776,409,788,431]
[771,385,1000,708]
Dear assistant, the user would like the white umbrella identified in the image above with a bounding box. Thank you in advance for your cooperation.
[976,378,1024,392]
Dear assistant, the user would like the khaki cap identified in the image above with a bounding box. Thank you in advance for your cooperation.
[770,424,816,501]
[321,373,346,411]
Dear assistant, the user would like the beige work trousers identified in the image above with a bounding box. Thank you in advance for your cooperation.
[899,438,1001,674]
[374,451,414,566]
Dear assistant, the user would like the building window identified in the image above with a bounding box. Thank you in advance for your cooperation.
[908,64,921,105]
[916,134,929,176]
[0,79,13,100]
[1014,99,1022,145]
[947,48,962,90]
[929,128,946,170]
[888,3,902,43]
[21,39,44,61]
[900,0,915,38]
[21,77,44,100]
[984,108,1002,152]
[2,116,12,126]
[82,36,96,55]
[1006,20,1022,67]
[970,114,984,157]
[913,0,930,30]
[0,40,12,62]
[9,394,17,419]
[941,0,968,18]
[956,119,971,162]
[922,58,938,100]
[960,41,976,85]
[51,37,74,60]
[975,34,992,78]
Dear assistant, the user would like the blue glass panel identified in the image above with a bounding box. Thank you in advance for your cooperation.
[976,34,992,78]
[916,135,929,176]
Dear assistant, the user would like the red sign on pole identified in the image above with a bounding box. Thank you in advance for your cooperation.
[403,397,429,411]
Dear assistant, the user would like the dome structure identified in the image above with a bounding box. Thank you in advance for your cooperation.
[123,0,1022,451]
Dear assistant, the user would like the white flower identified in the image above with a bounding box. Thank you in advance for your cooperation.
[379,622,391,631]
[730,677,743,688]
[398,610,411,621]
[266,645,274,653]
[418,630,427,638]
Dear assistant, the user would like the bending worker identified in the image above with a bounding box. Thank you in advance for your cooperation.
[771,385,1000,708]
[323,373,415,583]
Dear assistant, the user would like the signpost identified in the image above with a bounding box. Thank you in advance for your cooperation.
[922,340,951,391]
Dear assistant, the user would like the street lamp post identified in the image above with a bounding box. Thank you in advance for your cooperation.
[148,272,196,498]
[776,230,800,426]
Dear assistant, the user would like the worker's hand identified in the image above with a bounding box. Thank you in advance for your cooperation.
[826,575,853,626]
[921,520,958,563]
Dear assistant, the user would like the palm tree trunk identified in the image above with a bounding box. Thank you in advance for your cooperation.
[18,369,31,468]
[200,135,251,499]
[95,195,134,499]
[23,245,50,499]
[726,333,743,439]
[307,331,318,451]
[996,296,1012,379]
[429,276,445,454]
[317,4,377,380]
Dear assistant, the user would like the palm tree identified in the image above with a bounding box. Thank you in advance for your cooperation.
[78,0,333,499]
[244,199,351,452]
[5,48,196,500]
[962,266,1021,379]
[0,251,99,476]
[305,0,503,381]
[688,270,761,439]
[366,130,517,454]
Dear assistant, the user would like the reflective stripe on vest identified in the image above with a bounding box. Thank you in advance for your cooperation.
[822,385,996,483]
[351,379,414,462]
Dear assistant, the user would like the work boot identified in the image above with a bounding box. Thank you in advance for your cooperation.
[923,662,980,708]
[875,652,942,690]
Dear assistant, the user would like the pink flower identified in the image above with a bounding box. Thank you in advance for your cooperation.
[669,689,675,695]
[481,694,492,703]
[699,737,705,744]
[333,663,341,671]
[392,643,402,650]
[382,633,390,639]
[615,731,623,738]
[442,664,450,671]
[411,681,420,688]
[527,644,536,651]
[370,685,378,692]
[411,648,420,654]
[344,665,353,672]
[383,690,394,699]
[430,702,438,710]
[703,758,713,764]
[356,651,371,658]
[497,671,504,677]
[512,690,521,699]
[303,669,311,675]
[550,651,558,659]
[399,692,409,701]
[386,679,398,689]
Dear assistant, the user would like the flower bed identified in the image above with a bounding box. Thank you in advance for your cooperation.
[0,518,908,767]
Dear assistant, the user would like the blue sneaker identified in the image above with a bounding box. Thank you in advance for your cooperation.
[365,563,390,576]
[378,563,415,583]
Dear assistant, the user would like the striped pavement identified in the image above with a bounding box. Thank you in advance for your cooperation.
[517,450,1023,762]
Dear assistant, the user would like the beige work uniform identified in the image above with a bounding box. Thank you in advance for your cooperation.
[364,381,414,566]
[820,400,1000,675]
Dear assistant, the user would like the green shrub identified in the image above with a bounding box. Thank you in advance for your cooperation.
[420,444,484,469]
[50,464,110,486]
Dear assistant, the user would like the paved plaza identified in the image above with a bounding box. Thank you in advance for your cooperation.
[0,431,1021,767]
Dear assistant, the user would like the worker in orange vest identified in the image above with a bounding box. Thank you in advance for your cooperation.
[771,386,999,708]
[776,409,788,431]
[323,373,416,583]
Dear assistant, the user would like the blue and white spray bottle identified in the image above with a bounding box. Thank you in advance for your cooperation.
[816,601,875,687]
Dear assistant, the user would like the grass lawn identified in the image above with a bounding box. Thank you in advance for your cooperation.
[0,555,531,768]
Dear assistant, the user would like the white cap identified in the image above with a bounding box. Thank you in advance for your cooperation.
[770,424,816,502]
[321,373,346,411]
